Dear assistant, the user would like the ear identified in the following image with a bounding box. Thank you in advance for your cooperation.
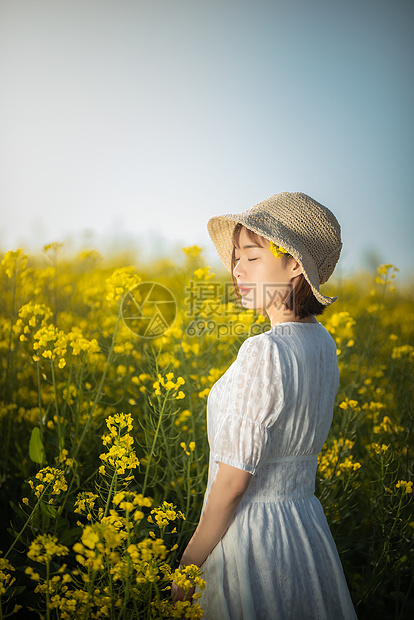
[289,259,303,279]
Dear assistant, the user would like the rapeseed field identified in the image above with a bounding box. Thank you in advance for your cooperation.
[0,244,412,619]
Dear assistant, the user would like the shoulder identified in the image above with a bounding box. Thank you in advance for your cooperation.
[266,322,336,349]
[318,322,338,348]
[237,331,273,352]
[236,332,276,368]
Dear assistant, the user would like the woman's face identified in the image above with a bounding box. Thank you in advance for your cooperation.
[233,227,302,316]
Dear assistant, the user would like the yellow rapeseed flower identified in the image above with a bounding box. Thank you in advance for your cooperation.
[99,412,140,476]
[182,245,203,258]
[74,492,99,517]
[27,534,68,564]
[105,267,141,302]
[147,501,185,528]
[373,415,404,434]
[392,344,414,362]
[82,527,100,550]
[339,398,360,410]
[171,564,205,592]
[371,443,390,455]
[175,409,190,426]
[269,241,290,259]
[181,442,190,456]
[376,264,398,285]
[1,249,27,279]
[0,555,16,596]
[193,266,215,281]
[396,480,413,494]
[153,372,186,400]
[198,388,211,399]
[151,599,204,619]
[28,467,68,499]
[318,438,359,480]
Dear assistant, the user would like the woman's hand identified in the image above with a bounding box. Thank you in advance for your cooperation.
[171,464,251,606]
[171,580,195,603]
[178,463,252,568]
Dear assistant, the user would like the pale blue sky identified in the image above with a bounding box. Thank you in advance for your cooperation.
[0,0,413,278]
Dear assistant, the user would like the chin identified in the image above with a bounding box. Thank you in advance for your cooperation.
[240,297,253,308]
[240,299,260,312]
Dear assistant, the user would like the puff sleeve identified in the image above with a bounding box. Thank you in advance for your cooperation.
[211,334,283,475]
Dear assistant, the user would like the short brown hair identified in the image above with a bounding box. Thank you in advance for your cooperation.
[231,223,326,319]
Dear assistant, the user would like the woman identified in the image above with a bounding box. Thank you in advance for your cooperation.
[172,192,357,619]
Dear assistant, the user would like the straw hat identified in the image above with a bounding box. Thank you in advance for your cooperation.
[207,192,342,306]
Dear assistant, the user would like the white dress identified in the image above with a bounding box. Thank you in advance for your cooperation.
[198,323,357,620]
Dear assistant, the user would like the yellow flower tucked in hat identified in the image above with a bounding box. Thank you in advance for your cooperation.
[269,241,290,259]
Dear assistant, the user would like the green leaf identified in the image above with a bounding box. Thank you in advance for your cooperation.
[29,427,45,464]
[59,526,82,546]
[7,585,26,597]
[40,502,57,518]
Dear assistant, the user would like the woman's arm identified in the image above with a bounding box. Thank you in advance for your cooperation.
[171,462,252,602]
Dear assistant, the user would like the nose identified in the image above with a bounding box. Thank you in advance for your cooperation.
[233,259,245,279]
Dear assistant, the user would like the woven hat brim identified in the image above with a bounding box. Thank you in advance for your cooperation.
[207,214,338,306]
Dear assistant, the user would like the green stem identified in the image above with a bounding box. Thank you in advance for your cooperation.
[366,465,404,600]
[73,359,86,446]
[45,561,51,620]
[51,362,63,451]
[53,466,78,536]
[379,492,404,562]
[5,487,48,559]
[103,471,118,519]
[72,305,122,462]
[142,396,168,497]
[105,561,114,619]
[36,361,44,444]
[185,454,191,519]
[81,568,96,620]
[362,281,388,362]
[117,510,132,620]
[60,352,73,422]
[159,406,180,496]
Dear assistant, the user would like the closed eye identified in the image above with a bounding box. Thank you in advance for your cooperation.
[248,258,258,261]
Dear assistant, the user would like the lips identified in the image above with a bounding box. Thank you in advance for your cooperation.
[238,286,252,296]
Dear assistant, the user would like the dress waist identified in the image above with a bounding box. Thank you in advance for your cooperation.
[240,454,318,503]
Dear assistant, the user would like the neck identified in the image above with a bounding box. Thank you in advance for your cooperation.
[267,306,317,327]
